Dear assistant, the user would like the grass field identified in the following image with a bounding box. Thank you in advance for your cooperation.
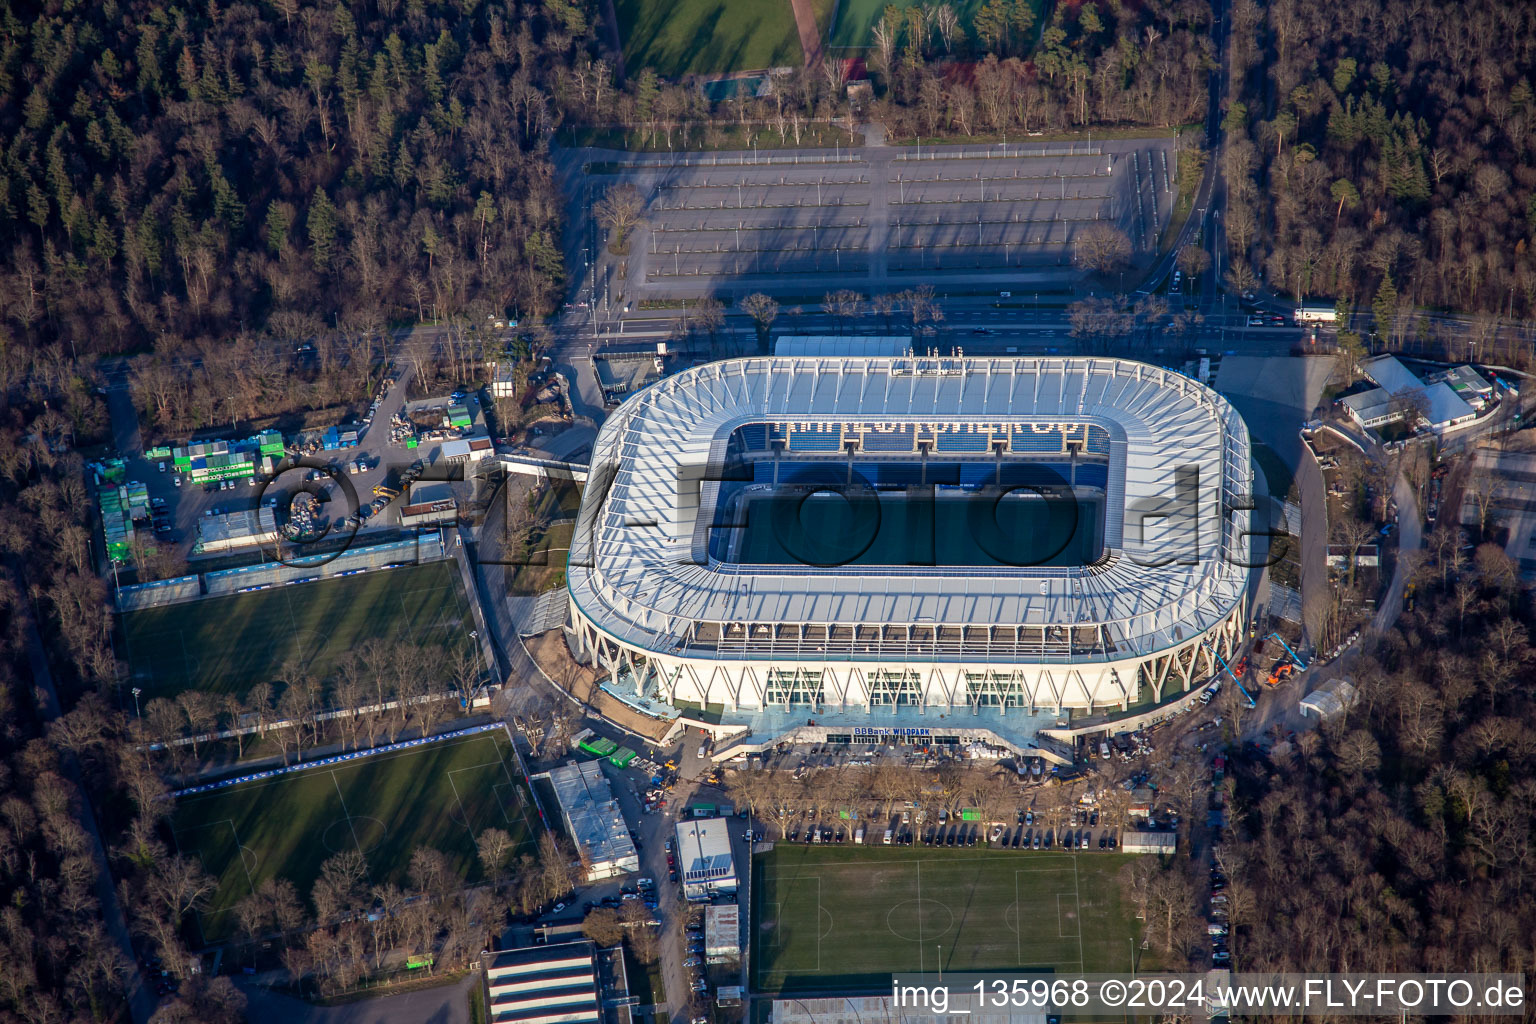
[752,845,1145,992]
[122,561,473,699]
[615,0,802,76]
[172,730,537,943]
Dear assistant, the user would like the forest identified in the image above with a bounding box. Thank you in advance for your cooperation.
[1225,0,1536,323]
[1218,535,1536,975]
[0,0,573,362]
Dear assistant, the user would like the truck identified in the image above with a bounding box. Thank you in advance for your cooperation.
[372,484,400,500]
[1293,303,1338,325]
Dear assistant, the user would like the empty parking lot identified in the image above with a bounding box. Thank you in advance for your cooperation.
[565,138,1177,301]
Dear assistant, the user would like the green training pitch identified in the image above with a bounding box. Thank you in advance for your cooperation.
[171,730,537,943]
[615,0,802,76]
[752,844,1145,993]
[122,560,473,699]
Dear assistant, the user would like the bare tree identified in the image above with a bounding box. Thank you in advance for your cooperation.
[821,289,865,335]
[739,293,780,353]
[1464,466,1499,540]
[689,296,725,352]
[1073,224,1133,274]
[593,184,644,255]
[476,827,515,886]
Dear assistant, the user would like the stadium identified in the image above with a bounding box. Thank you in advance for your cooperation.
[565,355,1255,755]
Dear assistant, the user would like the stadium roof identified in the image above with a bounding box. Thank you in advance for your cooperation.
[774,335,913,358]
[569,356,1252,664]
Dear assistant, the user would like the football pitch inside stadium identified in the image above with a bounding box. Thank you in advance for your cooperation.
[753,845,1145,992]
[122,560,474,699]
[171,730,537,943]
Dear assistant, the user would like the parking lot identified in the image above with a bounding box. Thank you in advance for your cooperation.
[567,139,1177,302]
[781,805,1128,853]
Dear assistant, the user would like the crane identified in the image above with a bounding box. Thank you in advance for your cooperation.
[1200,640,1257,708]
[1263,632,1308,671]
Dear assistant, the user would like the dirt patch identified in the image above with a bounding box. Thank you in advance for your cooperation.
[524,630,675,742]
[788,0,824,66]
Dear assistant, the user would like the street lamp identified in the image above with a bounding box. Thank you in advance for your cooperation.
[132,687,142,718]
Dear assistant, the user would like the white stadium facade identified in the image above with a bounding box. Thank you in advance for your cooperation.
[565,355,1258,756]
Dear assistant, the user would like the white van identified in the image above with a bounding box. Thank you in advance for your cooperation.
[883,829,894,845]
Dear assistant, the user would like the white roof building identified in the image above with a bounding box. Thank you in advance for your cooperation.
[705,904,740,957]
[1340,388,1399,430]
[483,941,600,1024]
[1120,830,1178,854]
[676,818,737,900]
[545,761,640,881]
[771,995,1045,1024]
[1358,355,1478,433]
[194,507,279,554]
[1299,677,1357,720]
[567,356,1254,750]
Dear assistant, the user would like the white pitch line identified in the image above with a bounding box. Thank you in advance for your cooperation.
[1072,855,1086,973]
[1015,870,1022,964]
[916,859,924,975]
[815,875,823,974]
[330,771,368,870]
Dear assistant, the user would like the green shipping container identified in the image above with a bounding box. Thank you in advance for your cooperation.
[405,437,418,449]
[609,747,636,767]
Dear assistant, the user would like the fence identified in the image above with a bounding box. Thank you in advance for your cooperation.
[116,534,448,611]
[203,534,445,595]
[164,720,510,799]
[115,574,200,611]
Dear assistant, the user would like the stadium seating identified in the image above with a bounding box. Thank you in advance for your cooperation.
[1009,426,1068,453]
[935,429,993,453]
[786,424,843,452]
[860,425,917,453]
[737,423,769,451]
